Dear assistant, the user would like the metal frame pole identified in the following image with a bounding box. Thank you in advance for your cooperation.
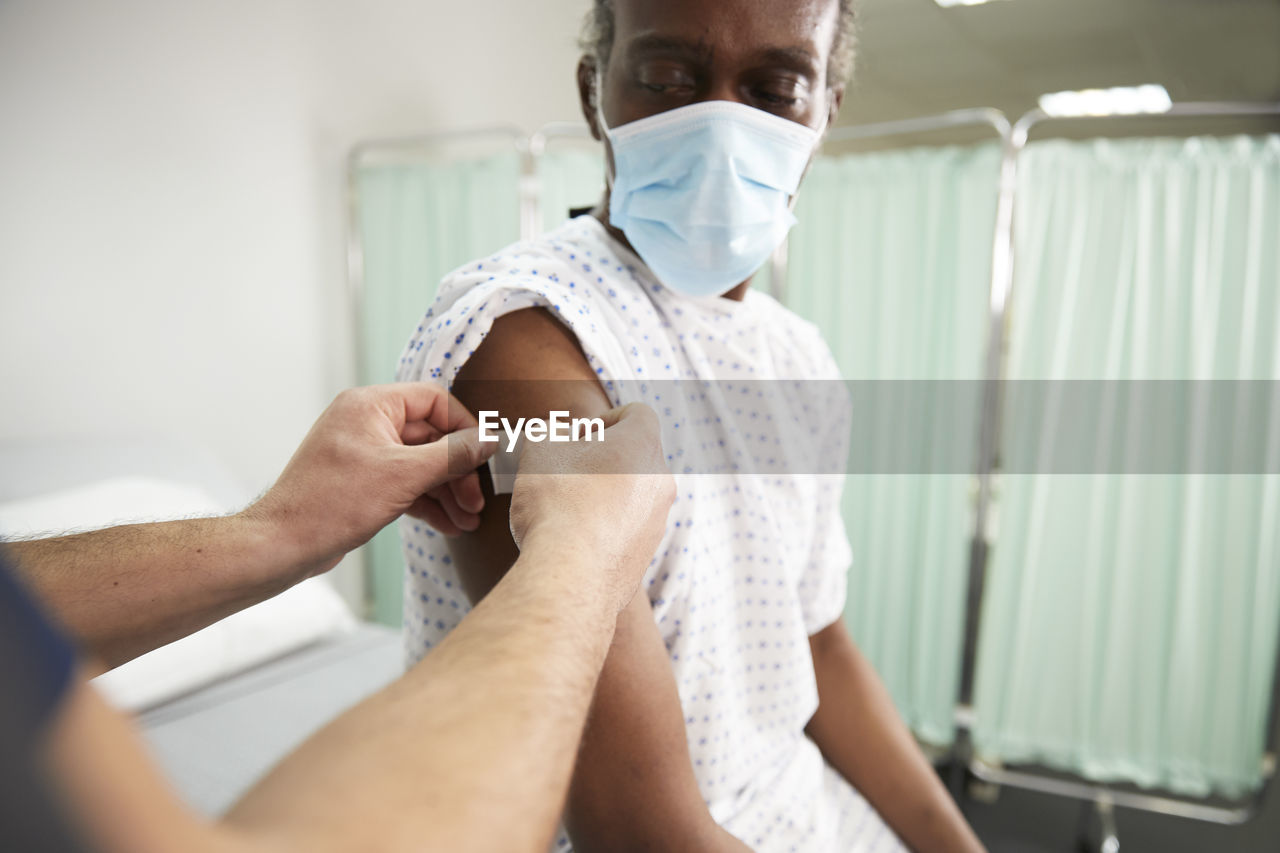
[822,107,1012,144]
[526,122,597,240]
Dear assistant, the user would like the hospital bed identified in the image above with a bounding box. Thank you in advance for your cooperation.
[0,435,404,816]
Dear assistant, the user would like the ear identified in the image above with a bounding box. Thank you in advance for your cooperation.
[824,84,845,131]
[577,57,603,141]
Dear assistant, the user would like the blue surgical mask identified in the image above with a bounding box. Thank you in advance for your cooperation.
[601,99,822,298]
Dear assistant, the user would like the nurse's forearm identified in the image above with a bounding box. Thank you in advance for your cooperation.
[46,533,622,853]
[806,620,986,853]
[223,531,617,853]
[6,512,308,669]
[5,381,496,671]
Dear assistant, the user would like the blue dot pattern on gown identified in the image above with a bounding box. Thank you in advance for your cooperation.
[394,217,906,852]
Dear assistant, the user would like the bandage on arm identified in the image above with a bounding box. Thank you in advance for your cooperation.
[448,308,748,852]
[486,439,521,496]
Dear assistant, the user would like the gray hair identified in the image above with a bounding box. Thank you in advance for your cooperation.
[578,0,858,87]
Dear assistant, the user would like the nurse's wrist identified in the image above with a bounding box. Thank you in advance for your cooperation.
[516,525,616,594]
[515,524,599,579]
[516,521,646,615]
[234,499,341,586]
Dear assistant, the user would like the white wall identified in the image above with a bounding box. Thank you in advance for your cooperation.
[0,0,591,607]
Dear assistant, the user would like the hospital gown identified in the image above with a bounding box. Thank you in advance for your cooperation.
[396,215,906,852]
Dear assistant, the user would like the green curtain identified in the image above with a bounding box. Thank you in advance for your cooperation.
[973,135,1280,797]
[355,151,521,624]
[536,147,604,233]
[787,143,1001,745]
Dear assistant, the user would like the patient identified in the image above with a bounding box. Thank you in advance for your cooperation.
[397,1,985,850]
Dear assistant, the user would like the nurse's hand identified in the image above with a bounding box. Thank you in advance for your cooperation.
[249,382,497,578]
[508,403,674,612]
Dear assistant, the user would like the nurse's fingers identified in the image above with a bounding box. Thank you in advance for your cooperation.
[406,493,463,537]
[423,483,481,534]
[447,466,487,515]
[396,427,493,497]
[386,381,479,435]
[396,416,491,532]
[401,420,442,446]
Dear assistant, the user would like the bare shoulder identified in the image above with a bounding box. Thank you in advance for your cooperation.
[452,307,611,420]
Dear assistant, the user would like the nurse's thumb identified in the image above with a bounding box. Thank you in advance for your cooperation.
[407,426,497,488]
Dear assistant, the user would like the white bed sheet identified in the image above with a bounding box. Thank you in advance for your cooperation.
[136,624,402,815]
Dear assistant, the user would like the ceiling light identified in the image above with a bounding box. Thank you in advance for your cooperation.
[934,0,1011,7]
[1038,84,1173,118]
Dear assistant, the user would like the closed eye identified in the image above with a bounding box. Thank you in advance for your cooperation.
[748,73,810,115]
[635,59,698,97]
[645,82,694,94]
[755,90,801,107]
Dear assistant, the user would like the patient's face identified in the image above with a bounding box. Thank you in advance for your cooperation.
[590,0,842,135]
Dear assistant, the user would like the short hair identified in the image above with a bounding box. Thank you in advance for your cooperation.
[579,0,858,88]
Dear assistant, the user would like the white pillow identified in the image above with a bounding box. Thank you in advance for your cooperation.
[0,476,232,537]
[0,477,357,712]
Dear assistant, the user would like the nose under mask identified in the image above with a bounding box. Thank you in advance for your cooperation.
[599,99,824,298]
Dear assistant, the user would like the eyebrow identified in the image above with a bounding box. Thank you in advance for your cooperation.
[623,34,821,79]
[751,46,822,78]
[624,34,715,62]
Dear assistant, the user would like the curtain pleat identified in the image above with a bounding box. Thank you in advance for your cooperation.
[973,135,1280,797]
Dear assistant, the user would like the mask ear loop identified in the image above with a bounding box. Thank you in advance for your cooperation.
[789,101,830,212]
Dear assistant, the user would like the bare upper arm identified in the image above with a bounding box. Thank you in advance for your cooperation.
[446,308,733,850]
[445,307,613,601]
